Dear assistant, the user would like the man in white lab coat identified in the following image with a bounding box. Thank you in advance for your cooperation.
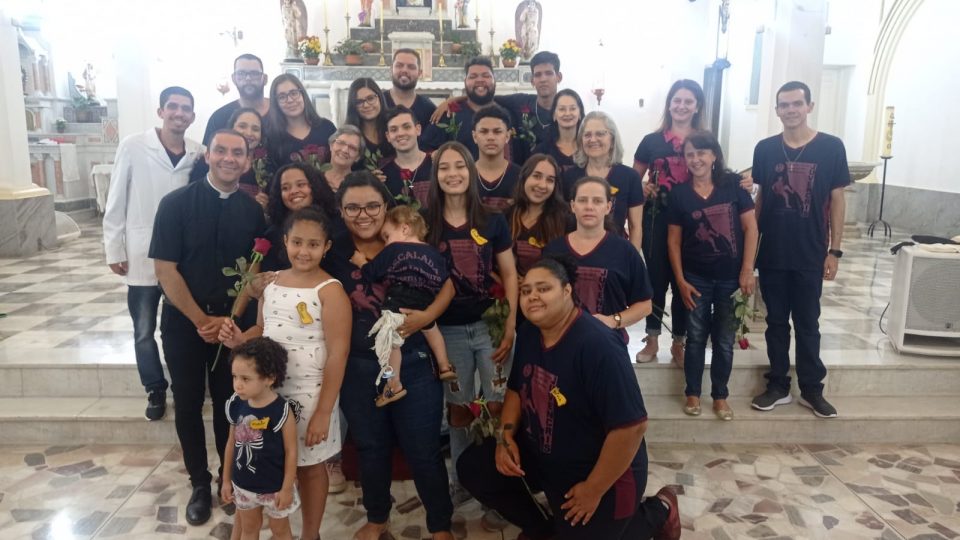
[102,86,202,421]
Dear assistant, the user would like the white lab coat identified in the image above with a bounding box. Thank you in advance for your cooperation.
[102,128,203,286]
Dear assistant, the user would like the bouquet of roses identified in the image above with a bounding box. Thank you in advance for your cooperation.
[291,144,328,173]
[213,237,272,369]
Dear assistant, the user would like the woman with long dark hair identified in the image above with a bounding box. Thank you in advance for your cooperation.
[505,153,572,277]
[189,108,270,208]
[424,141,518,499]
[666,130,758,420]
[344,77,393,169]
[265,73,337,171]
[533,89,584,174]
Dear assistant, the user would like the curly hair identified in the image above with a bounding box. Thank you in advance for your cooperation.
[267,162,337,226]
[229,337,288,389]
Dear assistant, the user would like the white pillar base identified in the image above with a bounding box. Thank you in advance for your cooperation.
[0,186,57,257]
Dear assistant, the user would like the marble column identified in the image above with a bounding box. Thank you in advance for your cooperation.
[0,10,57,256]
[762,0,829,134]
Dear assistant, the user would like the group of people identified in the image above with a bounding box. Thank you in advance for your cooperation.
[100,45,849,540]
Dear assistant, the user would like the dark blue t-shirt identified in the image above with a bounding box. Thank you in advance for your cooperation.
[505,206,575,277]
[752,133,850,271]
[479,163,521,212]
[383,92,438,129]
[508,310,649,495]
[533,136,577,174]
[496,93,551,165]
[420,104,482,158]
[322,232,428,362]
[226,393,291,494]
[562,164,645,236]
[666,176,755,281]
[543,232,652,340]
[361,241,449,297]
[433,213,513,325]
[381,154,433,209]
[267,119,338,170]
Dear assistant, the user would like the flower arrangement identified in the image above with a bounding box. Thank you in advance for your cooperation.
[334,38,364,56]
[731,289,759,349]
[213,238,272,369]
[499,39,522,61]
[298,36,323,59]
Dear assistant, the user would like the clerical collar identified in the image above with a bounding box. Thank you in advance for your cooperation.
[206,175,239,199]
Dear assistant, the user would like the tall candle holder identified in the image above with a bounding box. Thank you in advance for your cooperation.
[345,14,351,38]
[438,8,446,67]
[322,26,333,66]
[488,27,496,62]
[474,14,480,30]
[378,20,386,65]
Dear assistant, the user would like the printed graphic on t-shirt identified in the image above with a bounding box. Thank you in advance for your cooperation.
[654,156,689,190]
[575,266,608,314]
[515,239,542,276]
[348,268,385,315]
[412,181,430,206]
[520,363,558,454]
[444,238,485,294]
[481,195,513,211]
[772,162,816,217]
[234,414,266,473]
[692,202,737,258]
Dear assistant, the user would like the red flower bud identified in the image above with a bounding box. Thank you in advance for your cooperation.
[253,147,268,159]
[520,105,532,114]
[400,169,414,181]
[448,101,462,113]
[490,283,506,300]
[739,338,750,350]
[253,237,272,256]
[468,402,482,418]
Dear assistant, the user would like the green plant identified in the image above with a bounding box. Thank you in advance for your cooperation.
[298,36,323,58]
[459,41,482,57]
[55,118,67,131]
[499,39,521,61]
[334,39,364,56]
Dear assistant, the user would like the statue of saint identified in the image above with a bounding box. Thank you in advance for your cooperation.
[82,63,97,99]
[515,0,542,61]
[281,0,307,60]
[455,0,470,28]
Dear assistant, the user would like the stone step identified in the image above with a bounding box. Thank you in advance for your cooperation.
[1,395,956,445]
[3,355,958,398]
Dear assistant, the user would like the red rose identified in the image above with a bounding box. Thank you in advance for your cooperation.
[448,101,462,113]
[520,104,531,114]
[490,283,506,300]
[468,402,482,418]
[302,144,323,156]
[399,169,413,181]
[253,147,268,159]
[739,338,750,350]
[253,237,272,256]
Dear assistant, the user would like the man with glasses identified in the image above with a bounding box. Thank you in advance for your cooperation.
[383,48,437,127]
[103,86,202,423]
[202,54,269,146]
[750,81,849,419]
[421,56,510,159]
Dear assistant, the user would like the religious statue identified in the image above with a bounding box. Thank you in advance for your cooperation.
[515,0,542,61]
[455,0,470,28]
[360,0,374,26]
[82,63,97,99]
[280,0,308,60]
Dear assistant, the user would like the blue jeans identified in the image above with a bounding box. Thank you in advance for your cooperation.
[128,285,167,393]
[683,273,738,400]
[758,269,826,396]
[339,349,453,533]
[439,320,512,487]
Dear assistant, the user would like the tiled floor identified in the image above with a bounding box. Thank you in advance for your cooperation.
[1,443,959,539]
[2,218,959,539]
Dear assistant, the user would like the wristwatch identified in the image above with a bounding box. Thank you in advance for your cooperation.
[613,312,623,329]
[828,249,843,258]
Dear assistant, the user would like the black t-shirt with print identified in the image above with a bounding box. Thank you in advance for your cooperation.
[381,154,434,209]
[479,163,521,212]
[562,164,645,236]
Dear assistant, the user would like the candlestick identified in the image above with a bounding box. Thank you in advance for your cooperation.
[345,13,350,37]
[323,26,333,66]
[438,2,446,67]
[881,106,895,158]
[379,2,386,66]
[488,27,496,59]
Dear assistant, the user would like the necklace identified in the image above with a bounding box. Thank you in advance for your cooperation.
[533,102,551,129]
[479,165,508,192]
[781,136,809,172]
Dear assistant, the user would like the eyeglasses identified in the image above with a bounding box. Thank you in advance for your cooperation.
[356,95,379,108]
[333,138,360,153]
[583,130,610,140]
[234,70,264,80]
[342,202,383,218]
[277,90,303,103]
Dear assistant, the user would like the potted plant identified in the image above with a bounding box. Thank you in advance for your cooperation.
[361,41,377,54]
[459,41,482,58]
[450,34,463,55]
[72,96,106,123]
[335,39,365,66]
[55,118,67,133]
[298,36,323,65]
[499,39,521,68]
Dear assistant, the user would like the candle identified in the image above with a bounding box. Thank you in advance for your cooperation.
[380,0,384,29]
[324,2,328,29]
[882,106,895,157]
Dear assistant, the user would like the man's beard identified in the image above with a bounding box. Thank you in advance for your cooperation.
[239,84,265,100]
[392,75,417,91]
[466,86,495,106]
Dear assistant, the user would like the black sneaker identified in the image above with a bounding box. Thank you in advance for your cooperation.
[185,484,212,525]
[799,394,838,418]
[751,388,792,411]
[145,390,167,421]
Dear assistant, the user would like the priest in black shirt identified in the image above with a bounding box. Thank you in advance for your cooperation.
[150,129,267,526]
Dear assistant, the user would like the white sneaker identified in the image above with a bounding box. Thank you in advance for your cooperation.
[326,459,347,494]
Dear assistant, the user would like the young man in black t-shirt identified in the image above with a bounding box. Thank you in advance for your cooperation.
[751,81,850,419]
[472,104,521,211]
[150,129,268,525]
[202,54,270,146]
[381,106,433,207]
[383,48,438,128]
[421,57,505,158]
